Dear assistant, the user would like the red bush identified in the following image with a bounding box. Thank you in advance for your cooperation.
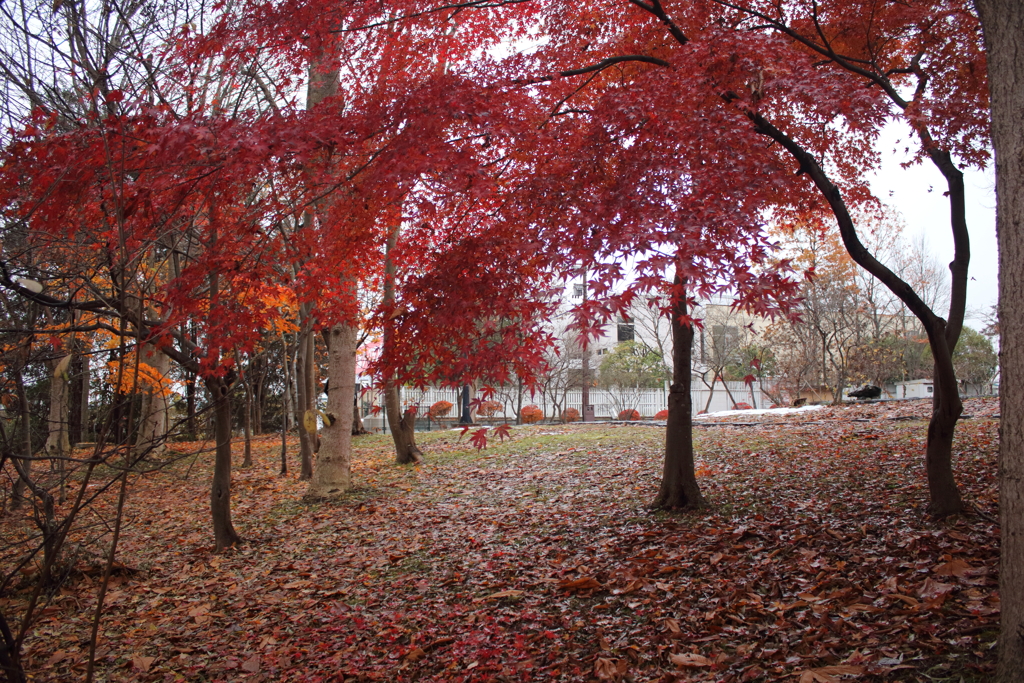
[733,402,753,410]
[428,400,453,419]
[618,409,641,421]
[478,400,503,417]
[654,409,669,420]
[520,405,544,424]
[561,408,580,423]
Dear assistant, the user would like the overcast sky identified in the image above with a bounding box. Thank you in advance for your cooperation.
[870,121,997,334]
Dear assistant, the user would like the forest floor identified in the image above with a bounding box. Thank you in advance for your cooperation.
[1,397,1000,682]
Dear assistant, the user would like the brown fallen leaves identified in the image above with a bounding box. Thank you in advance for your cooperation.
[0,397,1000,682]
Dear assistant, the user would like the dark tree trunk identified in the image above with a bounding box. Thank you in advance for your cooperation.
[11,365,33,511]
[241,366,253,468]
[206,377,240,551]
[352,399,367,436]
[385,384,422,464]
[924,336,964,517]
[68,350,85,445]
[295,318,315,480]
[0,606,25,683]
[185,368,197,441]
[748,112,966,517]
[976,0,1024,677]
[381,217,424,464]
[653,270,705,510]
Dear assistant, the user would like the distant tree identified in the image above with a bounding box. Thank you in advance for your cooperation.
[599,341,669,417]
[922,327,997,389]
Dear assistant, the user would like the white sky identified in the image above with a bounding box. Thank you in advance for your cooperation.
[870,121,997,333]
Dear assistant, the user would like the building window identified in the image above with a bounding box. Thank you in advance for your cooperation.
[617,323,635,342]
[573,284,584,298]
[927,386,933,393]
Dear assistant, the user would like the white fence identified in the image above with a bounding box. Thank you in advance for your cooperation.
[377,381,773,422]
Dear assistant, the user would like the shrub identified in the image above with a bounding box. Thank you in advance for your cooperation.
[561,407,580,423]
[654,409,669,420]
[733,402,753,410]
[520,405,543,424]
[428,400,453,419]
[618,409,641,421]
[478,400,503,417]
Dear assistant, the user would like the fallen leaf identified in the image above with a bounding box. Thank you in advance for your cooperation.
[559,576,603,592]
[132,655,155,673]
[670,652,712,667]
[241,654,260,673]
[933,558,972,578]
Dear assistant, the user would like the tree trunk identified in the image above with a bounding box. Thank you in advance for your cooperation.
[975,1,1024,677]
[135,345,169,458]
[241,363,253,468]
[924,338,964,517]
[703,374,717,413]
[384,383,422,464]
[382,216,423,463]
[44,354,71,464]
[748,112,966,517]
[185,368,197,441]
[352,400,366,436]
[295,313,316,480]
[653,270,705,510]
[68,349,87,445]
[206,376,240,551]
[11,364,33,511]
[306,324,355,498]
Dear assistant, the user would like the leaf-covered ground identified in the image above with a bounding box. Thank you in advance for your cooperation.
[2,398,1000,682]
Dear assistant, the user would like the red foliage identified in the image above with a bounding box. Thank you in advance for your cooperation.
[561,408,580,423]
[477,400,503,417]
[618,409,641,421]
[654,409,669,420]
[428,401,453,419]
[520,405,544,424]
[734,403,754,410]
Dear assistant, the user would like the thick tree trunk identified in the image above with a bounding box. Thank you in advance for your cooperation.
[925,347,964,516]
[653,271,705,510]
[307,324,356,498]
[44,354,71,463]
[976,0,1024,677]
[135,345,169,458]
[206,376,240,551]
[384,383,422,464]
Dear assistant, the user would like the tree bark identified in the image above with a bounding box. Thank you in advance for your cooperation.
[306,324,355,498]
[134,344,169,458]
[44,354,71,464]
[382,216,423,463]
[295,312,316,480]
[384,383,422,464]
[241,362,253,468]
[653,269,705,509]
[206,376,240,551]
[975,0,1024,677]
